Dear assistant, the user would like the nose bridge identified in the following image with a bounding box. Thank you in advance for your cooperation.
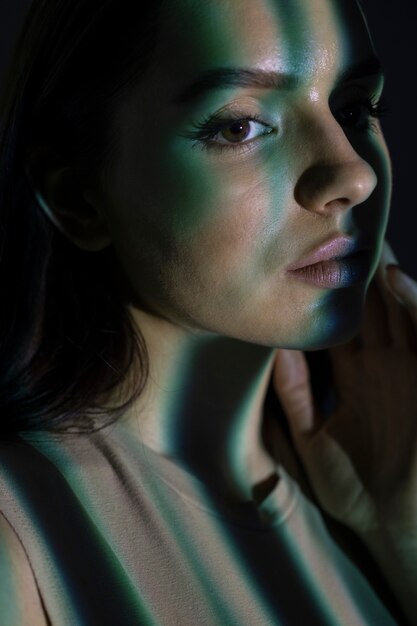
[300,99,365,165]
[294,109,378,214]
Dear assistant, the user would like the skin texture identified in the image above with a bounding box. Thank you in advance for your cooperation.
[273,241,417,623]
[27,1,417,620]
[97,0,391,499]
[39,0,392,501]
[94,0,389,351]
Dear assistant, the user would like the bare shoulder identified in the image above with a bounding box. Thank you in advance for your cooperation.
[0,510,50,626]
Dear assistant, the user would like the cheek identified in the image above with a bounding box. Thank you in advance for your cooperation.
[108,145,296,328]
[105,136,338,347]
[153,142,295,270]
[105,122,390,348]
[152,175,278,308]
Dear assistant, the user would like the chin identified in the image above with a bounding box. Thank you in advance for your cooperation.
[282,286,366,352]
[302,324,361,352]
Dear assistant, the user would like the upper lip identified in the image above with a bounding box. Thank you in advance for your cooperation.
[286,234,370,272]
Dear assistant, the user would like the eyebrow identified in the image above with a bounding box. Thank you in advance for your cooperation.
[173,56,383,105]
[173,68,299,104]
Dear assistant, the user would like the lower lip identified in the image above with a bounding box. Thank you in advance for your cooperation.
[287,251,372,289]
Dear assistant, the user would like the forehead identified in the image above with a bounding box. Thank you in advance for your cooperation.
[153,0,374,86]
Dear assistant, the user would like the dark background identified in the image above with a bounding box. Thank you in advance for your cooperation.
[0,0,415,273]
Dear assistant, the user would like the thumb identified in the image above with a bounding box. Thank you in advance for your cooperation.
[272,349,318,444]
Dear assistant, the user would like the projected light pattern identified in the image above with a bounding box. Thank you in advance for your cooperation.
[0,0,395,623]
[0,424,398,624]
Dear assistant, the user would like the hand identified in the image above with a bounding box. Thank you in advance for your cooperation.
[272,241,417,535]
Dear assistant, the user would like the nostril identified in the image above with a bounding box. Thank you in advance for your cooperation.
[324,197,351,210]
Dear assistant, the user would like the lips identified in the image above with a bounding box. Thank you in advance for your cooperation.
[286,235,362,272]
[286,234,374,289]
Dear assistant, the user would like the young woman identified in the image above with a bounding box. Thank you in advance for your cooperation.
[0,0,416,624]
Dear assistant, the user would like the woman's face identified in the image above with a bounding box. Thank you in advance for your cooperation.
[97,0,391,350]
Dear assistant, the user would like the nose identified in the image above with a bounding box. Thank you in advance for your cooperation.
[294,133,377,216]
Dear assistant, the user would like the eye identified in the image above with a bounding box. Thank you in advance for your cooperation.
[336,104,369,129]
[184,112,275,153]
[334,97,386,131]
[213,119,272,145]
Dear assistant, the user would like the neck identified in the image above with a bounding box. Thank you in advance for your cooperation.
[123,308,278,503]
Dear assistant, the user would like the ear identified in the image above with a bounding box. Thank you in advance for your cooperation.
[25,145,111,252]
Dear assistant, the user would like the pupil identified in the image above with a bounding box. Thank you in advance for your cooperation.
[342,107,361,126]
[222,120,250,142]
[231,122,245,134]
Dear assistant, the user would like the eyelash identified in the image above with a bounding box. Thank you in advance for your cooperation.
[335,95,388,133]
[185,111,274,154]
[185,95,388,154]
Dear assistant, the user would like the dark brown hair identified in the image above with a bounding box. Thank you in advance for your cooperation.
[0,0,165,434]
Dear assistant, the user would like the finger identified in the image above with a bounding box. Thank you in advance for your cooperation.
[375,241,416,349]
[328,341,356,382]
[359,278,390,348]
[272,349,319,442]
[385,265,417,324]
